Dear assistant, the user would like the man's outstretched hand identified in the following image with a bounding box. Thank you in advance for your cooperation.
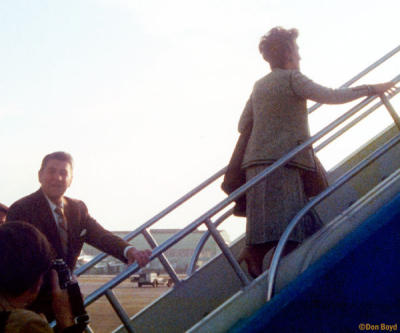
[126,247,152,266]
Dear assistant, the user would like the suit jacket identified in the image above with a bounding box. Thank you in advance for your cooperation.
[7,189,132,320]
[6,189,129,269]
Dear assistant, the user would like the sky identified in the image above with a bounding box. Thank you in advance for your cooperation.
[1,0,399,243]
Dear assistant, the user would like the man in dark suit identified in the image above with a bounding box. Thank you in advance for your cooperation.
[7,151,152,318]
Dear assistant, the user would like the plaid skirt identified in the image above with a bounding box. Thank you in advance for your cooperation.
[245,164,323,245]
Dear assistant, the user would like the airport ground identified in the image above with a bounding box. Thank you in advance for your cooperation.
[79,275,169,333]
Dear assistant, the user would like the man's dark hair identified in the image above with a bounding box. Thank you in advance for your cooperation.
[0,203,8,214]
[40,151,74,171]
[259,27,299,69]
[0,221,54,297]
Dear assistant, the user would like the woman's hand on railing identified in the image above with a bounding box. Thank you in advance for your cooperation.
[369,81,397,95]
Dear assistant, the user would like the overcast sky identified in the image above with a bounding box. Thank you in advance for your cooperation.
[1,0,399,241]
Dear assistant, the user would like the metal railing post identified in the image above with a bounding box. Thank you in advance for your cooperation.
[308,45,400,114]
[79,82,399,328]
[266,133,400,301]
[141,229,181,284]
[81,84,399,310]
[314,96,395,153]
[187,209,234,275]
[72,48,399,332]
[105,289,136,333]
[74,167,226,276]
[75,48,400,279]
[204,219,250,286]
[381,93,400,130]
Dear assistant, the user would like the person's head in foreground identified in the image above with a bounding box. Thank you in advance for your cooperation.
[0,221,78,332]
[0,221,53,303]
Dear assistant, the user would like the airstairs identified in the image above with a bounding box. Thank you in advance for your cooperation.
[74,45,400,333]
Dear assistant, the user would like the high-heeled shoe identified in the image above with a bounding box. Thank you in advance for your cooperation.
[238,249,263,278]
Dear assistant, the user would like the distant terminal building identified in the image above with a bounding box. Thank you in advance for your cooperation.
[79,229,230,275]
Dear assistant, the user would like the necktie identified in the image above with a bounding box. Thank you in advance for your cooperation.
[54,206,68,255]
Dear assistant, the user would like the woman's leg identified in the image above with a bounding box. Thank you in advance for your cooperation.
[239,242,276,278]
[239,240,299,278]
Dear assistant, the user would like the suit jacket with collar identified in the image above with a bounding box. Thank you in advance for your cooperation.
[6,189,129,270]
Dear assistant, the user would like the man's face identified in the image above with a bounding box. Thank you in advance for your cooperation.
[38,159,73,204]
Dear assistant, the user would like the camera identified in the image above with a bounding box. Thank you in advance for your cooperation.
[52,259,73,289]
[51,259,90,329]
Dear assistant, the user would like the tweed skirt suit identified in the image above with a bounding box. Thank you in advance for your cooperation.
[240,68,371,245]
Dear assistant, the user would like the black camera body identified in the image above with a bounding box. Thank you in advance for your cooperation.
[51,259,90,329]
[52,259,73,289]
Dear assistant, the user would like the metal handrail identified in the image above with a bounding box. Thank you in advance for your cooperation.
[314,87,400,153]
[187,86,400,275]
[74,166,226,276]
[141,229,180,284]
[75,45,400,278]
[76,48,399,332]
[308,44,400,114]
[266,132,400,301]
[82,86,398,312]
[105,289,135,333]
[83,217,242,308]
[381,93,400,128]
[187,209,233,275]
[204,217,250,286]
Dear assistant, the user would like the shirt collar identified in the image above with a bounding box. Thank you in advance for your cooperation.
[43,192,64,211]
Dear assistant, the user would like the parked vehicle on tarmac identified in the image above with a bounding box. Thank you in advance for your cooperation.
[136,272,160,288]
